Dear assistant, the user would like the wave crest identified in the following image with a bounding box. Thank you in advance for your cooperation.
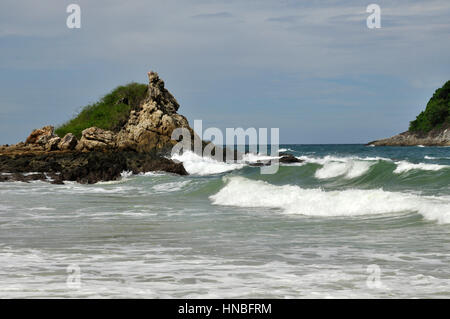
[171,151,244,175]
[393,161,448,174]
[315,160,375,179]
[210,176,450,224]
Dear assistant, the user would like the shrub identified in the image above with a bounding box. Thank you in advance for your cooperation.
[409,80,450,132]
[55,83,148,139]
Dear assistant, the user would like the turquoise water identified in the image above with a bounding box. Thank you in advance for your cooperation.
[0,144,449,298]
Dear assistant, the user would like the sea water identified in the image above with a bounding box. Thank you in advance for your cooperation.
[0,145,449,298]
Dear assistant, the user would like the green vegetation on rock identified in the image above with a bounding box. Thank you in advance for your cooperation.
[409,80,450,133]
[55,83,148,139]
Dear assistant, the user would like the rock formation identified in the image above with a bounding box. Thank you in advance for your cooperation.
[0,71,197,183]
[279,153,303,163]
[76,127,116,151]
[58,133,78,151]
[368,124,450,146]
[25,125,55,145]
[73,71,194,153]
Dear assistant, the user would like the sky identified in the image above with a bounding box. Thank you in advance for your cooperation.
[0,0,449,144]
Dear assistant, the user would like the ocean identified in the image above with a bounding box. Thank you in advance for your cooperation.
[1,144,449,298]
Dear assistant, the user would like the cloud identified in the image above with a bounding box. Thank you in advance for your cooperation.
[191,12,234,19]
[266,15,302,23]
[0,0,449,144]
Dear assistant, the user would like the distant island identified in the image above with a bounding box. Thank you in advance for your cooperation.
[368,80,450,146]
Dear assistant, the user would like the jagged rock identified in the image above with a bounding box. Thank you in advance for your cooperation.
[23,125,62,151]
[279,154,303,163]
[46,137,61,151]
[58,133,78,151]
[147,71,180,114]
[76,127,116,151]
[25,125,55,145]
[116,71,193,153]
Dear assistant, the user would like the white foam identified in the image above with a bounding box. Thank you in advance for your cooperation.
[242,152,279,162]
[152,181,190,192]
[171,151,244,175]
[292,155,397,179]
[295,155,380,179]
[393,161,448,174]
[425,155,450,160]
[279,148,294,152]
[114,171,166,183]
[298,155,390,165]
[210,176,450,224]
[120,171,133,178]
[139,171,166,177]
[315,160,375,179]
[27,207,56,211]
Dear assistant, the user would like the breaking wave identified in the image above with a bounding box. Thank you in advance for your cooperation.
[393,161,448,174]
[294,155,450,179]
[314,159,375,179]
[171,151,245,175]
[210,176,450,224]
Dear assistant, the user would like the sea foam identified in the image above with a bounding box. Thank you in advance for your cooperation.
[314,160,375,179]
[296,155,381,179]
[393,161,448,174]
[171,151,244,175]
[210,176,450,224]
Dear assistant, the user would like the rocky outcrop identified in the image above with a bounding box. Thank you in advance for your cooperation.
[46,136,61,151]
[116,71,193,153]
[246,153,303,167]
[4,71,196,155]
[147,71,180,114]
[76,127,116,151]
[368,125,450,146]
[58,133,78,151]
[72,71,195,153]
[279,154,303,163]
[0,70,200,183]
[0,151,187,184]
[25,125,55,145]
[2,126,79,153]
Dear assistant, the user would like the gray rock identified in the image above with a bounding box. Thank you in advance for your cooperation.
[46,136,61,151]
[58,133,78,151]
[25,125,55,145]
[279,154,303,163]
[76,127,116,151]
[116,71,195,153]
[147,71,180,114]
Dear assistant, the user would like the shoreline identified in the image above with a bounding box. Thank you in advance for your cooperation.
[367,127,450,147]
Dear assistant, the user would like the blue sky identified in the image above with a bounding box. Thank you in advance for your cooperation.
[0,0,449,144]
